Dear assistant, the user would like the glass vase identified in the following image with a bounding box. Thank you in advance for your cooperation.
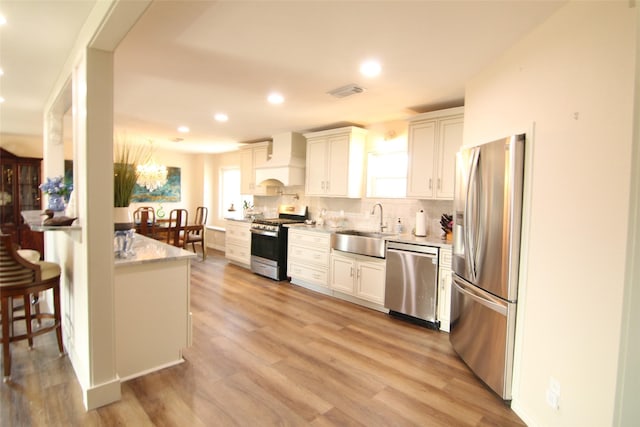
[114,229,136,259]
[47,194,66,212]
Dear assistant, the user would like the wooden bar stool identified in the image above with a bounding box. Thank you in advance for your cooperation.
[0,234,64,382]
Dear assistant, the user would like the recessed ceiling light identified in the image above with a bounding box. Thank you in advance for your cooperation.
[0,15,6,26]
[0,97,5,104]
[214,113,228,122]
[177,126,190,133]
[0,68,4,76]
[267,92,284,104]
[360,60,381,77]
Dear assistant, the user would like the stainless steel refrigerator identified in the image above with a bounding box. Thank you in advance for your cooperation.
[450,134,525,401]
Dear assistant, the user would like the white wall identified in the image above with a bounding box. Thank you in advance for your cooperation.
[614,4,640,425]
[464,2,636,426]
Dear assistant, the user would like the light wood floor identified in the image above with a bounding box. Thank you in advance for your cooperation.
[1,249,525,426]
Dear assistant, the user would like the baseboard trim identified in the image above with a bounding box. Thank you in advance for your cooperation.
[83,378,121,410]
[117,358,185,382]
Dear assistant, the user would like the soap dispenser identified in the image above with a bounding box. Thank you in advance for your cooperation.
[395,218,403,234]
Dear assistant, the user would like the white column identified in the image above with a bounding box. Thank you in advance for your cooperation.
[80,47,120,409]
[40,0,152,410]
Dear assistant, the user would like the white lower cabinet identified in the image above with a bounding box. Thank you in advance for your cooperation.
[437,246,453,332]
[225,220,252,268]
[329,252,356,294]
[330,250,386,306]
[288,228,331,291]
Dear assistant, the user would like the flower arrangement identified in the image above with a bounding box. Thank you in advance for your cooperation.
[40,176,73,197]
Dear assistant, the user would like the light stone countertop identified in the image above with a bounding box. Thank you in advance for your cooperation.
[285,223,335,234]
[223,217,253,223]
[387,233,453,249]
[115,234,196,267]
[21,209,81,231]
[286,223,452,249]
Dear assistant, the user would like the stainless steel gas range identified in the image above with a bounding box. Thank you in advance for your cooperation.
[250,205,308,281]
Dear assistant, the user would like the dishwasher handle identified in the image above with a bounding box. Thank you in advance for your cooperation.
[387,248,438,266]
[386,241,438,257]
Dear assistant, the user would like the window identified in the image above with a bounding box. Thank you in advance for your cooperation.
[366,151,407,198]
[219,167,252,219]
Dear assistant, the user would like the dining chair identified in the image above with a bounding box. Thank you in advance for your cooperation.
[166,209,188,248]
[0,234,64,382]
[133,206,157,238]
[185,206,208,260]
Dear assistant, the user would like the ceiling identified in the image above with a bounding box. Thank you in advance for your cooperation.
[1,1,565,154]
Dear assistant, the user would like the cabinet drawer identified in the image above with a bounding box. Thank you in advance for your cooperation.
[226,237,250,247]
[289,244,330,266]
[226,227,251,243]
[289,230,331,249]
[289,261,328,287]
[226,242,251,265]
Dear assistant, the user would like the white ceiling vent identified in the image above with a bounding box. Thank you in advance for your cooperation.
[327,83,366,98]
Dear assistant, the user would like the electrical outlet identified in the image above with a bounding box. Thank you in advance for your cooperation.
[545,377,561,410]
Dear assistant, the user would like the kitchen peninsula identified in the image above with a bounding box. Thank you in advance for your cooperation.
[22,209,194,382]
[114,234,195,380]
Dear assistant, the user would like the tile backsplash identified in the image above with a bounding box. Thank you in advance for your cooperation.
[255,190,453,238]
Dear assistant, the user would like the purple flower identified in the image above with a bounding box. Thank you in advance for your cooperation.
[39,176,73,196]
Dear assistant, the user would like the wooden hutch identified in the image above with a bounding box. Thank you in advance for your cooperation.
[0,148,44,255]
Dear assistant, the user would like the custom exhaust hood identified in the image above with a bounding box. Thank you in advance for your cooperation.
[255,132,307,187]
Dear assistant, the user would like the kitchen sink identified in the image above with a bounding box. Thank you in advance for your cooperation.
[331,229,396,258]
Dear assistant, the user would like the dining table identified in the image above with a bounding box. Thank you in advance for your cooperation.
[135,218,205,249]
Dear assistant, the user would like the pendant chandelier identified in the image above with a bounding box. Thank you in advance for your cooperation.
[136,158,168,192]
[137,159,167,191]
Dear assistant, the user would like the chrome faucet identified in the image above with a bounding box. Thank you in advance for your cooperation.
[371,203,386,232]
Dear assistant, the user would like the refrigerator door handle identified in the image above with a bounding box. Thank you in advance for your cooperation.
[464,147,480,282]
[452,275,507,316]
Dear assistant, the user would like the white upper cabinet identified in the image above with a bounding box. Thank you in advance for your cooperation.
[304,127,368,198]
[240,141,273,195]
[407,107,464,200]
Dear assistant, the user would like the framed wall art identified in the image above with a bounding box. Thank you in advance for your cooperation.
[131,166,181,203]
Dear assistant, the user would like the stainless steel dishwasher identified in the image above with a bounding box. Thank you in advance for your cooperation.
[385,241,439,327]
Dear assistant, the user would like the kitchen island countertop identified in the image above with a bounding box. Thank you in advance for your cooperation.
[115,234,196,267]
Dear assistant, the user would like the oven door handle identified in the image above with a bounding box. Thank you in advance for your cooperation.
[250,229,278,238]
